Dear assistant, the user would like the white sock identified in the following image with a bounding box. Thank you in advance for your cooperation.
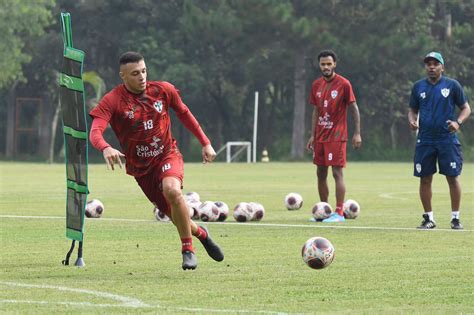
[452,211,460,219]
[426,211,434,222]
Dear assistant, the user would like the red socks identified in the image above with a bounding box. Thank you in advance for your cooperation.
[181,237,193,253]
[335,203,344,216]
[194,226,208,241]
[182,227,209,252]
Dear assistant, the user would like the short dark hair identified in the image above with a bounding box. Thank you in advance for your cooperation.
[119,51,144,65]
[317,50,337,62]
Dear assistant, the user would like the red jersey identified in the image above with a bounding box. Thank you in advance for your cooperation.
[90,81,208,177]
[309,74,356,143]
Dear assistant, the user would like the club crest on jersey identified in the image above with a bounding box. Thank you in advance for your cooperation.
[420,92,426,99]
[125,105,137,119]
[331,90,338,99]
[153,100,163,113]
[441,88,450,98]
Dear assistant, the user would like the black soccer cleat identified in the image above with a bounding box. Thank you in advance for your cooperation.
[182,250,197,270]
[417,213,436,229]
[451,218,463,230]
[199,226,224,262]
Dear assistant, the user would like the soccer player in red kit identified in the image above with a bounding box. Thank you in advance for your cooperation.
[89,51,224,270]
[306,50,362,222]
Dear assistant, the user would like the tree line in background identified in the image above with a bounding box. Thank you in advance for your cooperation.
[1,0,473,162]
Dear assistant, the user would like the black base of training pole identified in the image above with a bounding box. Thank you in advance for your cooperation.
[62,240,85,267]
[62,240,75,265]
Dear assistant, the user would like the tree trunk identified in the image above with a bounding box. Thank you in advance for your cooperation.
[390,121,397,151]
[290,49,306,159]
[5,81,18,158]
[48,100,61,163]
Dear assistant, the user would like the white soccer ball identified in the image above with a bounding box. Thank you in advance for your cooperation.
[153,207,170,222]
[85,199,104,218]
[233,202,253,222]
[312,202,333,221]
[301,236,335,269]
[248,202,265,221]
[343,199,360,219]
[199,201,220,222]
[184,191,200,204]
[214,201,229,222]
[186,200,201,220]
[284,193,303,210]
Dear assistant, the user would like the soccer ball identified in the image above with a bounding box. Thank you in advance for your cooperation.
[214,201,229,222]
[284,193,303,210]
[85,199,104,218]
[199,201,220,222]
[301,236,335,269]
[343,199,360,219]
[153,207,170,222]
[184,191,200,204]
[186,200,201,220]
[312,202,333,221]
[248,202,265,221]
[233,202,253,222]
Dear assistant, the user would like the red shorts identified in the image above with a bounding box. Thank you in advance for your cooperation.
[313,142,346,167]
[134,150,184,217]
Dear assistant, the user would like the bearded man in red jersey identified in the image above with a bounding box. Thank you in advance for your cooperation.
[89,52,223,270]
[306,50,362,222]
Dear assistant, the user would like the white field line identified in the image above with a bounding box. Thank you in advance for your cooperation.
[378,191,413,200]
[0,282,295,314]
[379,190,473,201]
[0,282,149,308]
[0,214,472,232]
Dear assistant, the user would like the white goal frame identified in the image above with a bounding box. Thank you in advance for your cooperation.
[215,91,259,163]
[215,141,252,163]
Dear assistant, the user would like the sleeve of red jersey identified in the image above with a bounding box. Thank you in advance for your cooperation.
[165,82,210,146]
[89,94,115,151]
[89,117,111,151]
[345,81,357,104]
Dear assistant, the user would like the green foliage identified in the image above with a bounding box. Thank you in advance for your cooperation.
[0,0,55,88]
[1,0,473,161]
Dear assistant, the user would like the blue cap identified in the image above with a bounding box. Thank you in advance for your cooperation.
[424,52,444,65]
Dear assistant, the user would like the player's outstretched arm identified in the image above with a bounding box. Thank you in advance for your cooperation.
[90,117,125,171]
[202,144,216,164]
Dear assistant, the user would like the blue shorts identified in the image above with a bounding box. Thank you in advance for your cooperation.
[413,144,463,177]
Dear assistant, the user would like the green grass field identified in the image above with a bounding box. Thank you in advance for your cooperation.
[1,161,473,314]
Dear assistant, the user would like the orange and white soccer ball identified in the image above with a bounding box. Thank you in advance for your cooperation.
[301,236,335,269]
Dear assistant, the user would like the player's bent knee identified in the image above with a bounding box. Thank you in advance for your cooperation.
[163,186,182,202]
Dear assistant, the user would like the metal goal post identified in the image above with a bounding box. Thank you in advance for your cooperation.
[215,141,252,163]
